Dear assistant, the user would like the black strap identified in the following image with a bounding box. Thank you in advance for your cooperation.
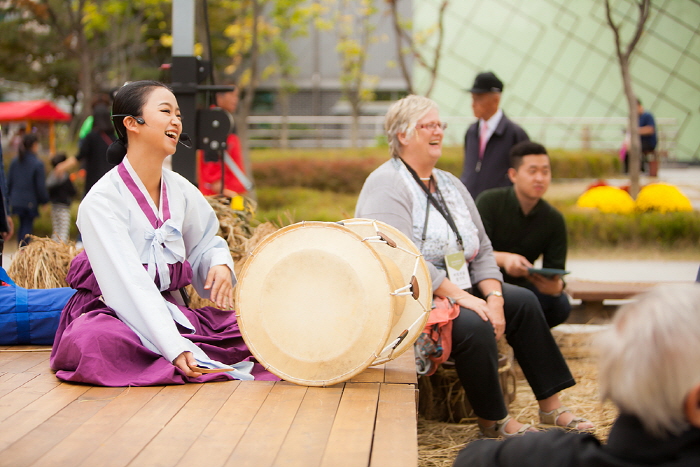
[400,158,463,248]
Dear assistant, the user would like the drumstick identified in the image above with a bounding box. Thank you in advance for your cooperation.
[189,364,234,374]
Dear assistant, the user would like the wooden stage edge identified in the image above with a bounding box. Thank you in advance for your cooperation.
[0,346,419,467]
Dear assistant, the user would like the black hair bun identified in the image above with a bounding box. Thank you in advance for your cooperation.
[106,139,127,164]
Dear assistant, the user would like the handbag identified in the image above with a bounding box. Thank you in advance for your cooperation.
[0,268,76,345]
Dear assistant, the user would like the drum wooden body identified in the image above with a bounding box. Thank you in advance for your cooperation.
[235,220,431,386]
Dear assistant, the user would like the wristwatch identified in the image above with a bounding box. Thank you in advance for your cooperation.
[485,290,503,300]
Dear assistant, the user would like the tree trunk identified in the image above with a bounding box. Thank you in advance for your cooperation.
[350,96,360,148]
[236,0,262,201]
[279,88,290,149]
[621,59,641,198]
[78,32,93,141]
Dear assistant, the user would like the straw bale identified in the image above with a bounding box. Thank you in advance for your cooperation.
[185,198,278,310]
[6,236,80,289]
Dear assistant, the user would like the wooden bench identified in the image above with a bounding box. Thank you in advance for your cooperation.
[564,280,658,323]
[0,347,418,467]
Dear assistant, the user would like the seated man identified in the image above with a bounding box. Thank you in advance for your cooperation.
[476,141,570,327]
[453,283,700,467]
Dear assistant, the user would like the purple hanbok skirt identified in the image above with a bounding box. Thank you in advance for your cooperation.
[50,251,279,386]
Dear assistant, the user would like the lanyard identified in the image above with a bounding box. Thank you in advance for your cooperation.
[400,159,464,249]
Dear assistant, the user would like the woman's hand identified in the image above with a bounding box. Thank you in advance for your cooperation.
[204,264,233,309]
[173,351,203,378]
[484,296,506,341]
[453,294,490,322]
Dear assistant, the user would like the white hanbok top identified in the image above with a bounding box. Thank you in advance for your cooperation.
[77,157,235,365]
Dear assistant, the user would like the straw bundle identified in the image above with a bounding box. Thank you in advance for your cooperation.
[6,236,79,289]
[185,196,279,309]
[419,341,516,423]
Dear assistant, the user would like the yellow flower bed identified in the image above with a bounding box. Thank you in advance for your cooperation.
[576,186,636,214]
[636,183,693,213]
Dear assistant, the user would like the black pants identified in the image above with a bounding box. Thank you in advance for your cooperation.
[12,206,36,246]
[521,282,571,328]
[450,283,575,420]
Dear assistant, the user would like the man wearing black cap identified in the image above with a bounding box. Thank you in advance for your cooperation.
[460,71,529,198]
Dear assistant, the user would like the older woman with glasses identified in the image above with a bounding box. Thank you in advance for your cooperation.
[355,95,592,438]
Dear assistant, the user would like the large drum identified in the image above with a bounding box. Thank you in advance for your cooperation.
[235,219,431,386]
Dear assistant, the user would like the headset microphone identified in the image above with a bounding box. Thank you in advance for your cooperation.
[178,133,193,148]
[111,114,192,148]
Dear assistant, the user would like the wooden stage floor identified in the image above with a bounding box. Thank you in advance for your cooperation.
[0,346,418,467]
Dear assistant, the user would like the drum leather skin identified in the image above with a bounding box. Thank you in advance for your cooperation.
[235,220,431,386]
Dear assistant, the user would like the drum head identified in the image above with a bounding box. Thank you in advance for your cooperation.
[235,222,399,386]
[341,219,432,364]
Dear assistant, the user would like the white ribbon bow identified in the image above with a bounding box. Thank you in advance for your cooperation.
[144,219,186,291]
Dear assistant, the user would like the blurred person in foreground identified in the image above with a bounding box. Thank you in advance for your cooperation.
[454,283,700,467]
[476,141,570,328]
[356,94,592,438]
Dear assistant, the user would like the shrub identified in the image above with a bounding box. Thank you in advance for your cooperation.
[636,183,693,213]
[565,210,700,248]
[576,186,636,214]
[256,187,358,224]
[253,157,384,193]
[251,147,620,191]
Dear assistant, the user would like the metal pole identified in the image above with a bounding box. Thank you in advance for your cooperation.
[171,0,198,184]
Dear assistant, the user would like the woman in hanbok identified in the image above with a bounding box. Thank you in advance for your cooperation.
[50,80,278,386]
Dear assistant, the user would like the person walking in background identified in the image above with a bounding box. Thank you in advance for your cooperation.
[460,71,529,198]
[198,83,251,197]
[46,153,77,243]
[622,99,658,174]
[56,104,116,196]
[638,98,657,173]
[453,283,700,467]
[0,131,15,245]
[476,141,571,328]
[7,133,49,246]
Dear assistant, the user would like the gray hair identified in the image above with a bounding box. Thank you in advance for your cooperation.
[597,283,700,436]
[384,95,439,158]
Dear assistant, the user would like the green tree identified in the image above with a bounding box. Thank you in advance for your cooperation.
[4,1,170,133]
[321,0,380,148]
[388,0,448,97]
[270,0,314,149]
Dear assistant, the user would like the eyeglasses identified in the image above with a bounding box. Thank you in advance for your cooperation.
[416,122,448,131]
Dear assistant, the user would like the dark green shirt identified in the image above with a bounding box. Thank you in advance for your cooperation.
[475,186,567,288]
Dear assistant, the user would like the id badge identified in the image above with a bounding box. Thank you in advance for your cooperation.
[445,251,471,290]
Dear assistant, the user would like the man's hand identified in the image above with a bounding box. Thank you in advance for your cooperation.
[529,274,564,296]
[499,252,533,278]
[204,264,234,309]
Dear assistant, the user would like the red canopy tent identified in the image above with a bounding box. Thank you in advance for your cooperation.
[0,100,72,154]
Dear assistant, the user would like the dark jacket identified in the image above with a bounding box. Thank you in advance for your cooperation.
[7,151,49,216]
[47,172,77,206]
[454,414,700,467]
[77,130,116,195]
[459,112,529,198]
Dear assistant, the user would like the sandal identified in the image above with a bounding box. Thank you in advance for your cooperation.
[539,405,594,432]
[478,414,536,439]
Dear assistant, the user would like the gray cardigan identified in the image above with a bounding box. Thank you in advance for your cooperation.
[355,159,503,292]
